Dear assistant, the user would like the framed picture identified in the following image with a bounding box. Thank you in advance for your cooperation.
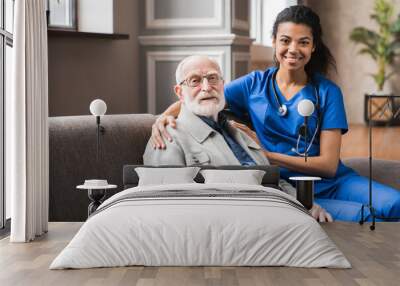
[48,0,77,30]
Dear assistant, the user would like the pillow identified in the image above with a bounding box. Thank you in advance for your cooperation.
[200,169,266,185]
[135,167,200,186]
[123,165,279,188]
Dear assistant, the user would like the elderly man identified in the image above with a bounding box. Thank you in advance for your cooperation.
[143,55,332,222]
[144,55,266,166]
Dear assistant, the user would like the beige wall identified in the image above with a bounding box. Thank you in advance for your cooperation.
[48,0,141,116]
[305,0,400,123]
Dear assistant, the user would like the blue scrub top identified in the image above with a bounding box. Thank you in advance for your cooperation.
[224,67,356,197]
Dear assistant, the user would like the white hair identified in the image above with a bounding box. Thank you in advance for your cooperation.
[175,55,223,84]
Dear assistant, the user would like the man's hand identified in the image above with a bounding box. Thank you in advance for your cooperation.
[310,203,333,222]
[151,115,177,149]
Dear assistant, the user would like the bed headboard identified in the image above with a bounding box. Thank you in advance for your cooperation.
[123,165,280,189]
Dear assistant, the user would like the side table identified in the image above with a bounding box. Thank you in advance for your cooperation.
[76,184,117,217]
[289,176,321,210]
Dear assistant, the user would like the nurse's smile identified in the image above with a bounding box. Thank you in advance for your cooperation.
[283,55,304,64]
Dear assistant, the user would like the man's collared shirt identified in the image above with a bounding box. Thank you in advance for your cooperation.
[199,113,256,166]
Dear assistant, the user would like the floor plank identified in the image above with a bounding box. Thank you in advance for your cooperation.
[1,222,399,286]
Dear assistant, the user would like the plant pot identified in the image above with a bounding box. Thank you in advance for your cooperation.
[364,93,400,126]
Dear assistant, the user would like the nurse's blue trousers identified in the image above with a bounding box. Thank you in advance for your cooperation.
[315,173,400,222]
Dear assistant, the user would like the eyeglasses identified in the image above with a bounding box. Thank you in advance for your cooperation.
[179,73,223,87]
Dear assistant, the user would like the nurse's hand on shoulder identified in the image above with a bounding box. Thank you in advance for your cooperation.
[310,203,333,222]
[151,114,176,149]
[230,121,261,145]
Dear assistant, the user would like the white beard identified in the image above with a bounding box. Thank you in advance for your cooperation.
[184,91,225,120]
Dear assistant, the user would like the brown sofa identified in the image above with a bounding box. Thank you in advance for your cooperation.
[49,114,400,222]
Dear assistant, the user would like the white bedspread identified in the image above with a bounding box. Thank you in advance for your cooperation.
[50,183,351,269]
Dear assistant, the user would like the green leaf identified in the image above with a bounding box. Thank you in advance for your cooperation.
[371,72,385,91]
[386,41,400,60]
[359,48,378,60]
[349,27,380,53]
[373,0,393,26]
[387,40,400,53]
[390,16,400,34]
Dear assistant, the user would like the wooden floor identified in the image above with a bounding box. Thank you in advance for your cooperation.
[1,222,399,286]
[341,124,400,160]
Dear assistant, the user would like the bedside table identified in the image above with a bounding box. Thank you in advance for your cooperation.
[289,176,321,210]
[76,184,117,217]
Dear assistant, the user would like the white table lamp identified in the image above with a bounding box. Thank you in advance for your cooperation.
[90,99,107,116]
[77,99,114,216]
[89,99,107,162]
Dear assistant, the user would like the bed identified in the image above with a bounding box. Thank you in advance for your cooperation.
[50,165,350,269]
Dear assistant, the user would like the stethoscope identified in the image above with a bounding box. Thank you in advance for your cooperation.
[271,69,321,157]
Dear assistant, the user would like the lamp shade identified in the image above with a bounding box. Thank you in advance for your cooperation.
[297,99,314,117]
[89,99,107,116]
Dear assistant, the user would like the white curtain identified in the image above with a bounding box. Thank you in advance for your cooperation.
[9,0,49,242]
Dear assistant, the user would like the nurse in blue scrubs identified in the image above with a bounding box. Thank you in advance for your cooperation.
[151,5,400,222]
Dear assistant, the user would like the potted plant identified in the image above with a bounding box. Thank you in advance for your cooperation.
[349,0,400,124]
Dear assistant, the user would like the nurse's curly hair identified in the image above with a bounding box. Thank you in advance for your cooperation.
[272,5,336,77]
